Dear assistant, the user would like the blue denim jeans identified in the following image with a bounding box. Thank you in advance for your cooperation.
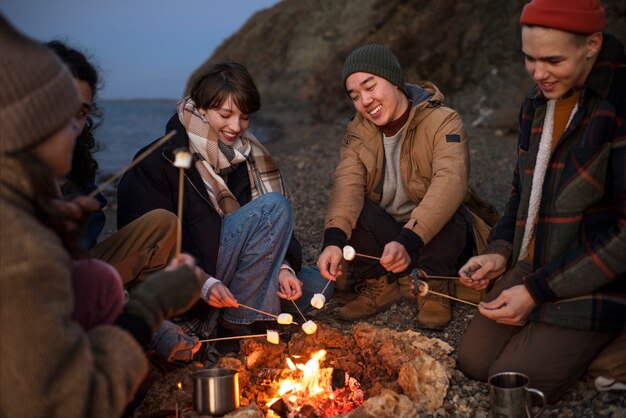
[216,193,332,324]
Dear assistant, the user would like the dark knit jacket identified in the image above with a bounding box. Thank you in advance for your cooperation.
[117,114,302,277]
[487,34,626,332]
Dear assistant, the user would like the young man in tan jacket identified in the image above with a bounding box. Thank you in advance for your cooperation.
[317,44,473,329]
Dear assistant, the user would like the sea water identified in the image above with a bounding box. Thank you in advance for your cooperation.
[94,99,178,174]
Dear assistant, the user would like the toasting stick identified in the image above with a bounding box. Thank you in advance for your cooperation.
[87,130,176,198]
[412,267,465,281]
[237,303,298,325]
[410,269,478,307]
[198,330,281,345]
[342,245,381,261]
[172,148,193,257]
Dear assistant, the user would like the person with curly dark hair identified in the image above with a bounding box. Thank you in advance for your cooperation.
[49,41,202,362]
[48,40,105,249]
[0,16,204,417]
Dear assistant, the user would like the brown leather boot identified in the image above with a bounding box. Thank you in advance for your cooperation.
[416,280,451,330]
[337,276,401,320]
[332,260,358,304]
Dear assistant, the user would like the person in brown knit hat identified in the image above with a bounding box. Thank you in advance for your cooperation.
[317,43,495,329]
[0,14,206,417]
[457,0,626,402]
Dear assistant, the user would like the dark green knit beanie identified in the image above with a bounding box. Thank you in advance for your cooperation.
[342,44,406,95]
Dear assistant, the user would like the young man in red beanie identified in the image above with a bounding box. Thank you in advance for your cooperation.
[456,0,626,402]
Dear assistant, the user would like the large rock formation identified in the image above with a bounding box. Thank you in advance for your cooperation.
[187,0,626,133]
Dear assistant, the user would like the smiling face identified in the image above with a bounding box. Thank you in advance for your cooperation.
[521,26,602,100]
[202,94,250,146]
[345,72,408,126]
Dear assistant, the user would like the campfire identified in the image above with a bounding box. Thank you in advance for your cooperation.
[263,349,364,417]
[132,323,456,418]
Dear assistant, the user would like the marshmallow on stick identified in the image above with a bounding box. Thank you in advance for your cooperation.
[173,148,193,168]
[342,245,380,261]
[302,320,318,334]
[173,147,192,257]
[277,313,293,325]
[266,330,280,344]
[342,245,356,261]
[310,293,326,310]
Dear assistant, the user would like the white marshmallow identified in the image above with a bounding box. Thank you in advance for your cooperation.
[310,293,326,309]
[302,320,318,334]
[277,313,293,325]
[343,245,356,261]
[173,150,193,168]
[266,330,280,344]
[417,280,429,297]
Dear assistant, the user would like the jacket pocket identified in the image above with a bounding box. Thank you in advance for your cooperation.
[555,144,610,212]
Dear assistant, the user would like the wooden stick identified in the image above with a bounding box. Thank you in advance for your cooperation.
[427,275,463,280]
[198,333,268,343]
[354,252,381,261]
[237,303,278,319]
[290,299,308,323]
[320,278,332,295]
[175,167,184,257]
[428,290,478,307]
[87,130,176,198]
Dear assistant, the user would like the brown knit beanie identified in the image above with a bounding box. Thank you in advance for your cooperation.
[342,44,406,95]
[0,14,80,154]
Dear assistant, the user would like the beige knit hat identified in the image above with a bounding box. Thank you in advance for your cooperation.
[0,14,80,154]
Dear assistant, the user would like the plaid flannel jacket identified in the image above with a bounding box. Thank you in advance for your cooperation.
[487,34,626,332]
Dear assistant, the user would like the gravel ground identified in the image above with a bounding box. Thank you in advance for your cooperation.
[101,119,625,417]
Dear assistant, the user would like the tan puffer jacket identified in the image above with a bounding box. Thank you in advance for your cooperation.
[325,81,470,245]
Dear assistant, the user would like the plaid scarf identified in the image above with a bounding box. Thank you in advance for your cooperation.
[177,97,288,216]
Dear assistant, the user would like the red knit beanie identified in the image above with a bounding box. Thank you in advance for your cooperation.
[519,0,605,34]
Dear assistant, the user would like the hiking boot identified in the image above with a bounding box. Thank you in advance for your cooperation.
[336,276,401,320]
[416,280,451,330]
[332,260,358,304]
[397,275,414,300]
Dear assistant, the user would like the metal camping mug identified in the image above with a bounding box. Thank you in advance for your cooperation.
[488,372,546,418]
[192,368,240,415]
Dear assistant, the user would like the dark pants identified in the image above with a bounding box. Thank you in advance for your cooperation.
[347,199,471,281]
[457,260,616,403]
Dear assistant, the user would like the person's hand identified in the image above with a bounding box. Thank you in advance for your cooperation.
[380,241,410,273]
[149,320,201,362]
[206,282,238,308]
[458,253,508,290]
[478,284,536,326]
[277,269,303,300]
[51,196,101,235]
[317,246,342,281]
[165,253,206,286]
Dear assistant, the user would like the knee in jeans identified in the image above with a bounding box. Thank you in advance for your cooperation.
[259,192,292,217]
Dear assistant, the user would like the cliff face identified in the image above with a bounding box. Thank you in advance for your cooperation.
[187,0,626,134]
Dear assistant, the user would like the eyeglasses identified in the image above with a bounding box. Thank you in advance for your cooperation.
[76,102,94,120]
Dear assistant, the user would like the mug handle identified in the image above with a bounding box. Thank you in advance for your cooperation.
[525,387,546,418]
